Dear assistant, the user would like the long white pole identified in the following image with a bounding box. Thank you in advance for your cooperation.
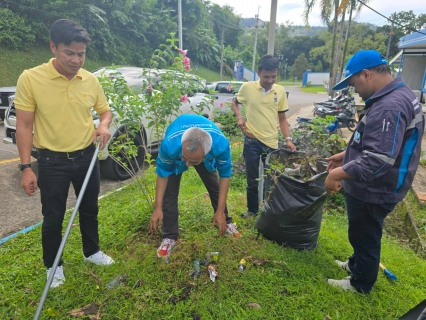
[178,0,183,49]
[267,0,277,55]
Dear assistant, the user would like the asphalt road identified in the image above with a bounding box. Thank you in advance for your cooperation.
[0,86,327,239]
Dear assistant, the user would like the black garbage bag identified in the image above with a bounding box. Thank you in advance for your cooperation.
[399,299,426,320]
[255,149,328,250]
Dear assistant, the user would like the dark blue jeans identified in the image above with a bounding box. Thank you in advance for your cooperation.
[243,136,275,214]
[345,193,396,293]
[37,150,101,268]
[161,163,232,240]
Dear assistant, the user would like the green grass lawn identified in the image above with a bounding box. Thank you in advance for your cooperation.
[299,85,328,94]
[0,46,110,87]
[1,150,425,319]
[1,46,227,87]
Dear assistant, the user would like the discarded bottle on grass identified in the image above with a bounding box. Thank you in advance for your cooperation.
[193,259,201,277]
[106,274,127,288]
[205,252,219,263]
[208,264,218,282]
[238,259,246,272]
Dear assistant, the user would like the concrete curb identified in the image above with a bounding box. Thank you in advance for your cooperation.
[0,184,129,246]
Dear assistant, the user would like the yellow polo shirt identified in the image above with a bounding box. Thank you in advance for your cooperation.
[14,58,110,152]
[236,81,288,149]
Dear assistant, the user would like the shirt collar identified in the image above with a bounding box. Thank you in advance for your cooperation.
[46,58,84,80]
[255,80,275,92]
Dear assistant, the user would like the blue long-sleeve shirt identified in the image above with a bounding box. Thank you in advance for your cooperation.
[342,77,425,204]
[155,114,232,178]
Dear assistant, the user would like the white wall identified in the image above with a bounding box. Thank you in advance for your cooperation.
[307,72,329,85]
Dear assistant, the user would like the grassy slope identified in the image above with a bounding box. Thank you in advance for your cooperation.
[0,46,118,87]
[0,160,425,319]
[1,46,227,87]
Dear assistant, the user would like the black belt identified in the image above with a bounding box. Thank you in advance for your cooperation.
[38,144,95,159]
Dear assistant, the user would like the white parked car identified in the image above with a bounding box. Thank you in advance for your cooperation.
[3,67,213,180]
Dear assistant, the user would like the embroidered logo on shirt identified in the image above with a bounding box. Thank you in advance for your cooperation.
[354,131,361,144]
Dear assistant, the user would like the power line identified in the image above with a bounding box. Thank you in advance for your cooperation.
[206,9,246,30]
[356,0,426,36]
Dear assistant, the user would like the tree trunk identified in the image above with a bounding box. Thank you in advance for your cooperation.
[339,2,353,78]
[332,9,346,87]
[328,0,340,96]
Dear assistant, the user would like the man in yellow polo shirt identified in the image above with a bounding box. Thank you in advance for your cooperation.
[14,19,114,288]
[231,54,296,218]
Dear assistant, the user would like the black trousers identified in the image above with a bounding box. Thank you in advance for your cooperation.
[345,193,396,293]
[243,136,274,214]
[161,163,232,240]
[37,150,101,268]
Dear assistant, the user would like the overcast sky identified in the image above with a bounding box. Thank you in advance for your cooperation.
[208,0,426,27]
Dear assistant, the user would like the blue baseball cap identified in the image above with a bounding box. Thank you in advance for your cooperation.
[333,50,388,90]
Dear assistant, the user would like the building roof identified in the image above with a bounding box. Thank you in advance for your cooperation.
[398,28,426,49]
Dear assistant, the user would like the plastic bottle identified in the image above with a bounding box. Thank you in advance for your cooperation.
[208,264,218,282]
[205,252,219,263]
[193,259,201,277]
[238,259,246,272]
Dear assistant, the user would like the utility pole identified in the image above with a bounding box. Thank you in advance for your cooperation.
[252,6,260,80]
[267,0,277,55]
[178,0,183,49]
[386,16,394,59]
[220,26,225,80]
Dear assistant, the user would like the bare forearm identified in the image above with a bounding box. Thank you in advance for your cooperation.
[99,110,112,129]
[16,127,33,164]
[278,114,290,138]
[231,98,242,117]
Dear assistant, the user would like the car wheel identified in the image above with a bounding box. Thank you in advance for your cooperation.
[100,129,146,181]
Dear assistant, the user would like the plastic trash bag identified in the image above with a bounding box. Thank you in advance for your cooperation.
[255,149,328,250]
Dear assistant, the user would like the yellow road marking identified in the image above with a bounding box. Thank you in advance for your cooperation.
[0,157,21,165]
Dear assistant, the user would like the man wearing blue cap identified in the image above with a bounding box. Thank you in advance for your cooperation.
[325,50,425,293]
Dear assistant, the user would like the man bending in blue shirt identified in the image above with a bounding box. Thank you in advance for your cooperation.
[148,114,240,259]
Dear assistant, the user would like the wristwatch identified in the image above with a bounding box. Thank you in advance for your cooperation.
[20,163,32,171]
[285,137,292,141]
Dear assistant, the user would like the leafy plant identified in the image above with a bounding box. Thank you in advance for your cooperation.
[97,33,212,203]
[289,116,347,159]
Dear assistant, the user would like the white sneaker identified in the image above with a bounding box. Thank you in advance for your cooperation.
[83,251,115,265]
[335,259,352,273]
[46,266,65,288]
[327,278,357,292]
[226,223,241,237]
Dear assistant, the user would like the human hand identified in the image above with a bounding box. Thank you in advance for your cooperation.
[93,124,111,150]
[324,170,342,194]
[21,169,38,196]
[149,209,164,234]
[237,118,246,133]
[325,152,345,171]
[286,140,296,152]
[211,210,227,237]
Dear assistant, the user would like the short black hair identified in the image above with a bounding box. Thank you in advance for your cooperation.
[353,63,391,79]
[258,55,279,72]
[50,19,91,46]
[368,63,391,75]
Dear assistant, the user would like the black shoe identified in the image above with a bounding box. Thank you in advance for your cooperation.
[241,211,257,219]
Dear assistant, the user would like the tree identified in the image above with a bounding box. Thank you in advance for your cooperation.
[290,53,309,80]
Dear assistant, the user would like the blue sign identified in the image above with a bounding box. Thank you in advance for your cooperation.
[234,60,244,80]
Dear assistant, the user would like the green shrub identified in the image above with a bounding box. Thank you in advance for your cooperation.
[0,9,35,50]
